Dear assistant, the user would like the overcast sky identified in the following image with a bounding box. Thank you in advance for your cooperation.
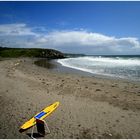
[0,1,140,55]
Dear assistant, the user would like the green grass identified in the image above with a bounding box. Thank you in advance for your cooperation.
[0,47,65,59]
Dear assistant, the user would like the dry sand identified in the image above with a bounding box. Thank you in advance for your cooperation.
[0,58,140,139]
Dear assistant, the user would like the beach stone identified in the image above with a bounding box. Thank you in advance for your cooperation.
[95,89,101,91]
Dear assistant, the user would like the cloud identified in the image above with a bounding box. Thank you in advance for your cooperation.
[0,23,140,54]
[38,31,140,48]
[35,30,140,54]
[0,23,38,36]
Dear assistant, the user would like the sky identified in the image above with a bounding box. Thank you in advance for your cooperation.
[0,1,140,55]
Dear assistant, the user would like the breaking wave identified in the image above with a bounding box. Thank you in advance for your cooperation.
[57,56,140,81]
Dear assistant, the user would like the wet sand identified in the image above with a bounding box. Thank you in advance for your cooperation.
[0,58,140,138]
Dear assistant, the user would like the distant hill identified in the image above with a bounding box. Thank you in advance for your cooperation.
[0,47,65,59]
[64,53,86,58]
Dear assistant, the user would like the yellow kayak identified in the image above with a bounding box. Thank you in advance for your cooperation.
[19,102,59,132]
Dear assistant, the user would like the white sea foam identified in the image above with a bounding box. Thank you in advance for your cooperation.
[57,56,140,81]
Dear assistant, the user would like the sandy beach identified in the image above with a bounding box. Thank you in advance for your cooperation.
[0,58,140,139]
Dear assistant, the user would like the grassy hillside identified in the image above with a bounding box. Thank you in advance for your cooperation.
[0,47,65,59]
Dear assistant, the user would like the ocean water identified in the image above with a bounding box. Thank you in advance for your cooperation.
[57,55,140,81]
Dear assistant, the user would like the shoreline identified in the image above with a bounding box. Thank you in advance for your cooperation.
[0,58,140,138]
[35,58,140,84]
[54,57,140,83]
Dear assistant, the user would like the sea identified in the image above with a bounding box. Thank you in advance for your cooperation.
[57,55,140,81]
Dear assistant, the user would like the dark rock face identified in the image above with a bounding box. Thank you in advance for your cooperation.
[41,49,65,59]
